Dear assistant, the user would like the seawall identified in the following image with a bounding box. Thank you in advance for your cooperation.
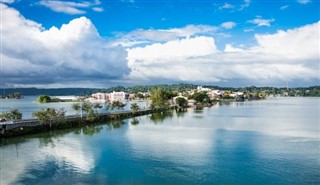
[0,109,158,137]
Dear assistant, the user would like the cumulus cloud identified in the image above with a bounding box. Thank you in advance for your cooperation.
[127,22,319,85]
[1,4,129,87]
[39,0,103,14]
[248,16,275,27]
[220,21,236,29]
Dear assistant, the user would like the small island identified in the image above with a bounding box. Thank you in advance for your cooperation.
[0,92,23,99]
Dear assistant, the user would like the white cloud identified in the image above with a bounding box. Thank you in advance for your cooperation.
[1,4,129,87]
[220,21,236,29]
[244,28,254,32]
[239,0,251,10]
[112,24,218,47]
[280,5,289,10]
[218,0,250,11]
[92,7,104,12]
[127,22,319,85]
[248,17,275,27]
[128,36,217,60]
[297,0,311,4]
[254,21,319,60]
[39,0,102,14]
[0,0,14,3]
[220,3,234,9]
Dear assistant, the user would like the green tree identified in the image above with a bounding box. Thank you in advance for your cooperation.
[32,108,65,127]
[130,103,140,113]
[36,95,52,103]
[81,102,96,120]
[175,97,188,108]
[111,101,125,110]
[72,103,81,115]
[150,88,171,110]
[190,92,210,103]
[134,93,144,99]
[0,109,23,120]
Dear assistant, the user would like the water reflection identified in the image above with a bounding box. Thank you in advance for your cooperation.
[1,97,319,185]
[131,117,140,125]
[82,125,103,136]
[175,109,187,118]
[149,111,173,124]
[107,120,126,129]
[1,130,96,185]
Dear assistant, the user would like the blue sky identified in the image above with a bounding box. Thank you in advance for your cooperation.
[12,0,319,48]
[0,0,319,87]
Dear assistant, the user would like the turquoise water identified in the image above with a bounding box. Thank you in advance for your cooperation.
[1,97,319,185]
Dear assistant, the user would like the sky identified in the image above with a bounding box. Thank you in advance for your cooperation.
[0,0,319,88]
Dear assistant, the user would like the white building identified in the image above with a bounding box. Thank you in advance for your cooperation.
[197,86,211,92]
[91,91,126,103]
[54,96,80,101]
[109,91,126,102]
[91,93,110,102]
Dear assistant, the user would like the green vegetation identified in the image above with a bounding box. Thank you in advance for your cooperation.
[175,97,188,108]
[134,92,145,99]
[32,108,66,127]
[189,92,211,103]
[0,109,23,120]
[111,101,125,110]
[82,102,96,120]
[150,88,171,110]
[36,95,60,103]
[130,103,140,113]
[1,85,319,97]
[36,95,79,103]
[72,103,81,115]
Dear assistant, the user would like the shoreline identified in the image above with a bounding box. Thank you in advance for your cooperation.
[0,108,161,138]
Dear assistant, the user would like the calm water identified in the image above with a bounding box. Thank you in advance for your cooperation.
[0,96,149,119]
[1,97,319,185]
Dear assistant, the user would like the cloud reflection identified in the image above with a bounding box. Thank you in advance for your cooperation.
[1,134,95,185]
[126,121,215,167]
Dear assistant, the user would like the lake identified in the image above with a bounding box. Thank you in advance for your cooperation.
[0,96,149,119]
[1,97,319,185]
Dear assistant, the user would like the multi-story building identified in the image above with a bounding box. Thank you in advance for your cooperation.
[109,91,126,102]
[91,91,126,103]
[91,93,110,101]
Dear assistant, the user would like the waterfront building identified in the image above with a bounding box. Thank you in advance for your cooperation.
[109,91,126,102]
[91,93,110,102]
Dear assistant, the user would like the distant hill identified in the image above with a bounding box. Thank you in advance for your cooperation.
[1,85,319,97]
